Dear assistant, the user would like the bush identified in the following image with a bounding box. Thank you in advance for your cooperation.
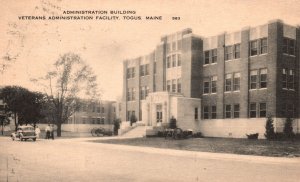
[157,131,164,137]
[264,116,275,140]
[246,133,259,139]
[182,130,193,138]
[130,115,137,126]
[169,117,177,129]
[192,132,203,138]
[113,118,121,135]
[283,118,295,139]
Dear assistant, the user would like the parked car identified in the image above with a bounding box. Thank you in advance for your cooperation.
[11,125,37,141]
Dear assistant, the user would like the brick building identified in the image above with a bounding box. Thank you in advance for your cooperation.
[67,100,117,125]
[122,20,300,138]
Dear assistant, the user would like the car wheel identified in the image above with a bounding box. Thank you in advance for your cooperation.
[33,138,36,141]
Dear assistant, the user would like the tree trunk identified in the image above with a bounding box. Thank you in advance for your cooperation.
[57,123,62,137]
[14,112,18,132]
[1,124,3,135]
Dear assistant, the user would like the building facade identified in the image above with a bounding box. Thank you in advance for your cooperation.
[67,100,117,125]
[122,20,300,138]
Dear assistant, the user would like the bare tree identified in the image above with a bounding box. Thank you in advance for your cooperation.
[32,53,100,136]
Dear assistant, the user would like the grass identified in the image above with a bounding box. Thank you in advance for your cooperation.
[92,137,300,157]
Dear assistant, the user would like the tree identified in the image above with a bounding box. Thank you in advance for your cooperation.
[130,114,137,126]
[0,86,45,131]
[283,118,295,139]
[0,114,10,135]
[32,53,100,137]
[113,118,121,135]
[264,116,275,140]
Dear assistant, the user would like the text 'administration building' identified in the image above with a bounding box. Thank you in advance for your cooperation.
[122,20,300,138]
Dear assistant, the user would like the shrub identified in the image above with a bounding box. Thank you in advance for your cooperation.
[192,132,203,138]
[264,116,275,140]
[113,118,121,135]
[130,115,137,126]
[157,131,164,137]
[246,133,259,139]
[182,130,193,138]
[283,118,295,139]
[169,117,177,129]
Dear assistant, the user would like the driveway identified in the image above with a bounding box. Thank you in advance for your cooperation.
[0,137,299,182]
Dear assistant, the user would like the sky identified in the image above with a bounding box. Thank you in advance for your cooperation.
[0,0,300,101]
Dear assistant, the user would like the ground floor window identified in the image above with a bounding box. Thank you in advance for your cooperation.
[225,105,231,118]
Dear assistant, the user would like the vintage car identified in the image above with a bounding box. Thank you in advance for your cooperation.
[11,125,37,141]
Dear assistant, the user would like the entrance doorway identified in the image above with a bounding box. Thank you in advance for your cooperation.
[156,104,162,123]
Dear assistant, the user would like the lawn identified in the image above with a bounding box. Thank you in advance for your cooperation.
[92,137,300,157]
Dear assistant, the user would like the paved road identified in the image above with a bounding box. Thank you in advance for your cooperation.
[0,137,300,182]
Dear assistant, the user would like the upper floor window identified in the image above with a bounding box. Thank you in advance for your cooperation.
[204,49,217,65]
[127,88,136,101]
[177,54,181,66]
[171,79,176,93]
[177,78,181,93]
[234,44,240,59]
[203,80,210,94]
[250,40,258,56]
[211,76,217,93]
[225,74,232,92]
[140,64,149,76]
[167,80,171,92]
[284,69,295,90]
[225,46,233,61]
[140,86,149,100]
[283,37,295,56]
[167,56,171,68]
[172,55,176,67]
[127,67,135,79]
[260,38,268,54]
[204,51,210,65]
[233,73,240,91]
[250,69,267,90]
[212,49,217,63]
[260,69,267,88]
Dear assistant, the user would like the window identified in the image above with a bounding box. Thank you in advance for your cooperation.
[167,80,171,92]
[203,80,210,94]
[203,106,209,119]
[132,88,136,100]
[167,56,171,68]
[225,46,233,61]
[177,54,181,66]
[140,86,146,100]
[234,44,240,59]
[97,107,100,113]
[250,70,258,89]
[204,51,210,65]
[283,37,296,56]
[177,78,181,93]
[172,55,176,67]
[127,67,135,79]
[225,105,231,118]
[145,64,149,75]
[260,69,267,88]
[259,103,267,117]
[282,68,287,89]
[260,38,268,54]
[233,73,240,91]
[288,69,294,90]
[234,104,240,118]
[289,39,295,56]
[211,76,217,93]
[283,38,288,54]
[250,40,258,56]
[172,79,176,93]
[211,106,217,119]
[140,64,149,76]
[225,74,232,92]
[194,108,198,120]
[249,103,256,118]
[102,107,105,113]
[97,118,101,124]
[212,49,217,63]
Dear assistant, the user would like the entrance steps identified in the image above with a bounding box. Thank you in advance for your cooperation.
[121,126,146,138]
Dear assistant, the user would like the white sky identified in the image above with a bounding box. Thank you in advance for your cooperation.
[0,0,300,101]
